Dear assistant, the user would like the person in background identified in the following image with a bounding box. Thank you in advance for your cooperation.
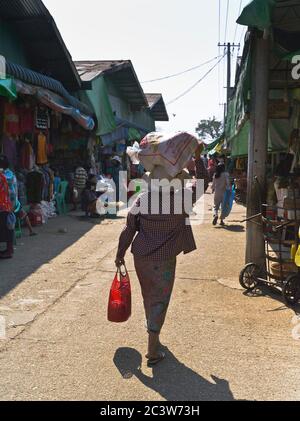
[203,154,209,169]
[111,156,123,202]
[0,155,37,237]
[0,161,14,259]
[208,155,217,182]
[212,163,231,226]
[217,154,226,165]
[53,169,61,196]
[115,144,209,367]
[73,164,88,211]
[81,175,101,217]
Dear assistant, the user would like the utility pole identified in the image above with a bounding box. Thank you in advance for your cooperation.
[219,102,226,124]
[218,42,240,113]
[246,33,269,265]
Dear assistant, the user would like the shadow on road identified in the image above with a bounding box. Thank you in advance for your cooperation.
[0,213,100,299]
[214,224,245,232]
[243,284,300,313]
[114,347,235,401]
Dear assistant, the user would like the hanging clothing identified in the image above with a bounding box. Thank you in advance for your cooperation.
[26,171,44,203]
[36,133,48,165]
[74,167,88,190]
[2,135,17,168]
[20,141,35,171]
[4,102,20,135]
[17,177,27,206]
[19,107,34,133]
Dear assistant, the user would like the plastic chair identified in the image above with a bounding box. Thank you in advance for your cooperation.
[56,181,69,215]
[15,218,22,239]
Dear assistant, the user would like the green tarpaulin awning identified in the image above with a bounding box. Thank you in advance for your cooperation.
[128,127,141,142]
[204,134,225,153]
[0,78,17,100]
[237,0,276,31]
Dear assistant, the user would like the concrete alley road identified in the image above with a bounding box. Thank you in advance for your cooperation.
[0,191,300,401]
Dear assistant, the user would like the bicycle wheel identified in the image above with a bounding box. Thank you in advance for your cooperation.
[239,263,261,291]
[283,274,300,306]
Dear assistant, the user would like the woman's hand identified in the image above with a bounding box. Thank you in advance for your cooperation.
[115,257,125,267]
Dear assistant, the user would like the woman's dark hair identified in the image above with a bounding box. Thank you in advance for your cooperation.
[215,163,225,179]
[0,155,9,170]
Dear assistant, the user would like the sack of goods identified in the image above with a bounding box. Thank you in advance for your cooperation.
[126,141,140,165]
[138,132,199,178]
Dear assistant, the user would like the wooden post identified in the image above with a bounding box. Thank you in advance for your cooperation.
[246,32,269,265]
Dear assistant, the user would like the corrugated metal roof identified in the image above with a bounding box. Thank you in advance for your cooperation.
[0,0,81,90]
[75,60,148,110]
[6,60,93,116]
[75,61,128,82]
[0,0,47,18]
[145,93,169,122]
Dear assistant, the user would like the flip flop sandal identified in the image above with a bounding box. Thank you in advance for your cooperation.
[147,352,166,367]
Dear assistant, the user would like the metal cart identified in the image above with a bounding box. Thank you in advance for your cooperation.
[239,181,300,305]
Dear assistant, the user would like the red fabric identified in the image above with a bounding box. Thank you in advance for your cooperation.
[4,103,20,135]
[107,269,131,323]
[19,107,34,133]
[20,142,32,170]
[0,173,13,212]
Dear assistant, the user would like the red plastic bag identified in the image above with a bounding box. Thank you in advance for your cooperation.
[107,267,131,323]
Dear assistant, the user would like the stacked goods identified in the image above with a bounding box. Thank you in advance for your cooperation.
[139,132,200,177]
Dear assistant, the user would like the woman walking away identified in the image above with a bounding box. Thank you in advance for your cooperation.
[212,163,231,226]
[115,144,209,367]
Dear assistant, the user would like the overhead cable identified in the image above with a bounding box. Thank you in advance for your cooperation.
[166,54,226,106]
[141,56,222,84]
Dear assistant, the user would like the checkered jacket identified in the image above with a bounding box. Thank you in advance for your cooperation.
[117,159,209,261]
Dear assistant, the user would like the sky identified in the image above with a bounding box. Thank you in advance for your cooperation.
[43,0,247,137]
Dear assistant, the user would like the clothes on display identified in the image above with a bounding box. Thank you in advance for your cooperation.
[74,167,88,190]
[16,173,27,206]
[4,102,20,135]
[1,134,17,168]
[36,132,48,165]
[26,170,44,204]
[20,139,35,171]
[19,105,34,133]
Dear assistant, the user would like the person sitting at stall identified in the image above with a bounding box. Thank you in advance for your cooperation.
[81,175,101,218]
[72,164,88,211]
[0,155,37,237]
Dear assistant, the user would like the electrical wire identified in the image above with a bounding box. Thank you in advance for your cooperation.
[224,0,230,42]
[233,0,243,45]
[166,54,226,106]
[218,0,221,47]
[218,0,222,107]
[141,56,222,84]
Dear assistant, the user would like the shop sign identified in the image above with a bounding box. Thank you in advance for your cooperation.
[268,99,290,119]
